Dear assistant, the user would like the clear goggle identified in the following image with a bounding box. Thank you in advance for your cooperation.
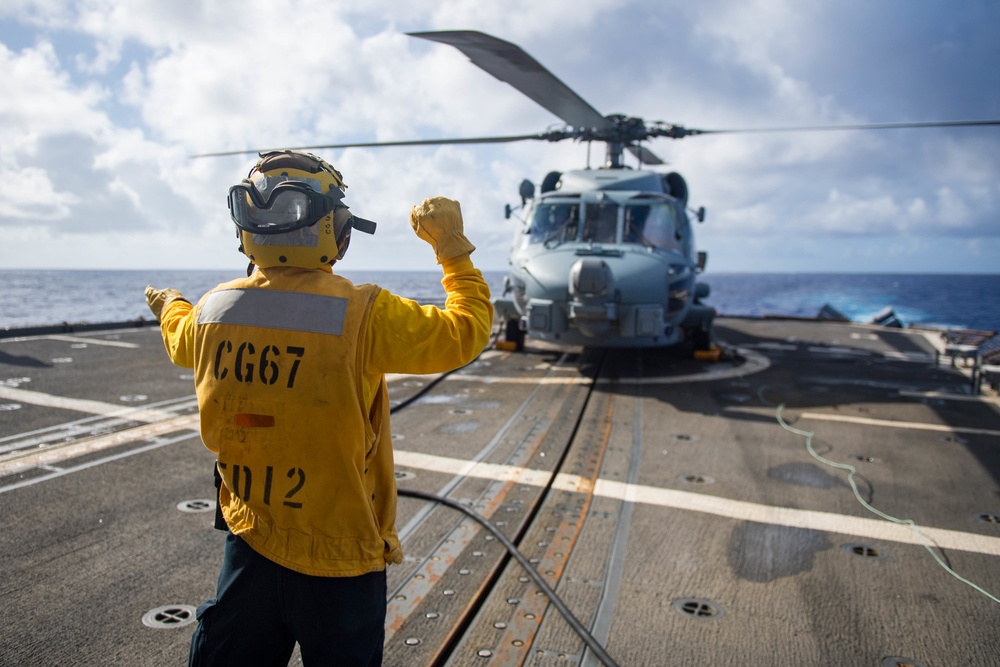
[227,176,345,235]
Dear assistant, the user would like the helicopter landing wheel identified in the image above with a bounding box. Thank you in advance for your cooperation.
[689,327,713,352]
[504,318,525,351]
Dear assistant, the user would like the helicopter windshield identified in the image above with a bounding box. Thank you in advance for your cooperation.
[623,203,681,251]
[528,202,580,244]
[582,202,618,244]
[527,199,682,250]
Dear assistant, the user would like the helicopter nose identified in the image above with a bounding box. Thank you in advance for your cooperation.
[570,258,613,299]
[569,258,616,337]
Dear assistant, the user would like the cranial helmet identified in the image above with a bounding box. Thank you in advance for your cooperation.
[228,150,375,269]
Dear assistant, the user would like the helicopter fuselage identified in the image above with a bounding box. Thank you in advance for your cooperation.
[496,168,714,348]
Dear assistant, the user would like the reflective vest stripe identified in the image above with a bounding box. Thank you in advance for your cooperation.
[197,288,348,336]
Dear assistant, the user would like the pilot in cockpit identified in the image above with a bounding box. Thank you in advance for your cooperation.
[530,203,579,244]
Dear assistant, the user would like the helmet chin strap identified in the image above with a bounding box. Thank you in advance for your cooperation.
[236,234,255,275]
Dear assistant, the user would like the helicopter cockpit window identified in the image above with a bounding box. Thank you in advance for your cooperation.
[623,203,681,251]
[528,202,580,244]
[582,202,619,244]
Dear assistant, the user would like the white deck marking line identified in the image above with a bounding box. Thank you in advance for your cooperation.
[808,346,871,356]
[799,411,1000,437]
[44,335,139,349]
[395,450,557,488]
[449,349,770,387]
[747,342,798,351]
[900,390,1000,405]
[882,351,932,362]
[590,479,1000,556]
[447,374,589,385]
[0,386,176,422]
[6,422,997,557]
[0,396,198,451]
[0,432,196,494]
[394,451,1000,557]
[384,372,445,384]
[0,414,200,475]
[604,353,771,385]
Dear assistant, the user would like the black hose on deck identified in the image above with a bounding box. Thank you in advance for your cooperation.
[397,487,621,667]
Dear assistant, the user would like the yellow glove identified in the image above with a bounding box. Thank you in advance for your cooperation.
[409,196,476,264]
[144,286,189,320]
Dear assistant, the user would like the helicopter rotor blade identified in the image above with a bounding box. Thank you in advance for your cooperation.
[676,119,1000,137]
[408,30,613,133]
[192,26,1000,163]
[190,133,555,158]
[627,144,665,166]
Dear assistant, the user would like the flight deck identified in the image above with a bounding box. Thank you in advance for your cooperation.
[1,317,999,666]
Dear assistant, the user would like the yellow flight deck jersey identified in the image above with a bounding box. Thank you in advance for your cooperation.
[157,255,493,577]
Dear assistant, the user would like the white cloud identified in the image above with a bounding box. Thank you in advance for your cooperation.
[0,0,997,273]
[0,165,79,219]
[0,41,109,153]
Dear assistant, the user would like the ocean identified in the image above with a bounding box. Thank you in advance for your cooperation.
[1,269,998,335]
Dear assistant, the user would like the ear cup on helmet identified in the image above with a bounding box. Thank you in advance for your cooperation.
[333,207,354,261]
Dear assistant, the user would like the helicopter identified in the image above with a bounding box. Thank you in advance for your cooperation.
[197,30,1000,352]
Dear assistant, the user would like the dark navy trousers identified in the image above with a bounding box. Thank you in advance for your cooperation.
[189,532,387,667]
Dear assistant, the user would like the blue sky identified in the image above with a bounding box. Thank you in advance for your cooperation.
[0,0,998,274]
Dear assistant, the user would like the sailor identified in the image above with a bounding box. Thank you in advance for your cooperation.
[143,150,493,666]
